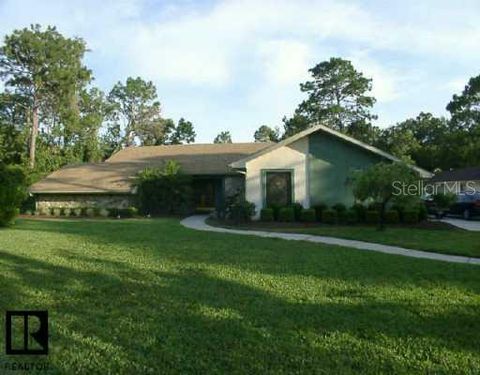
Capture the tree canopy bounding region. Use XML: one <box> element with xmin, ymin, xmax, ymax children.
<box><xmin>0</xmin><ymin>24</ymin><xmax>91</xmax><ymax>167</ymax></box>
<box><xmin>296</xmin><ymin>57</ymin><xmax>376</xmax><ymax>132</ymax></box>
<box><xmin>254</xmin><ymin>125</ymin><xmax>279</xmax><ymax>142</ymax></box>
<box><xmin>214</xmin><ymin>131</ymin><xmax>232</xmax><ymax>144</ymax></box>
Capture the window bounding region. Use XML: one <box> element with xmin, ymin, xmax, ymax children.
<box><xmin>265</xmin><ymin>171</ymin><xmax>292</xmax><ymax>207</ymax></box>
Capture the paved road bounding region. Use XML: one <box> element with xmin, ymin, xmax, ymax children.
<box><xmin>181</xmin><ymin>215</ymin><xmax>480</xmax><ymax>266</ymax></box>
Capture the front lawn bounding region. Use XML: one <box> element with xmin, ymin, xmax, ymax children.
<box><xmin>0</xmin><ymin>218</ymin><xmax>479</xmax><ymax>374</ymax></box>
<box><xmin>208</xmin><ymin>219</ymin><xmax>480</xmax><ymax>258</ymax></box>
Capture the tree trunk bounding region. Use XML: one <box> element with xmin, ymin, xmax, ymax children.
<box><xmin>29</xmin><ymin>99</ymin><xmax>39</xmax><ymax>168</ymax></box>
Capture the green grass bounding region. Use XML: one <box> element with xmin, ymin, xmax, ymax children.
<box><xmin>0</xmin><ymin>218</ymin><xmax>479</xmax><ymax>374</ymax></box>
<box><xmin>209</xmin><ymin>219</ymin><xmax>480</xmax><ymax>258</ymax></box>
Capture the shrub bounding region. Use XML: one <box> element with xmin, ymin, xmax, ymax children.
<box><xmin>313</xmin><ymin>203</ymin><xmax>327</xmax><ymax>221</ymax></box>
<box><xmin>63</xmin><ymin>208</ymin><xmax>72</xmax><ymax>217</ymax></box>
<box><xmin>115</xmin><ymin>207</ymin><xmax>139</xmax><ymax>218</ymax></box>
<box><xmin>85</xmin><ymin>208</ymin><xmax>95</xmax><ymax>217</ymax></box>
<box><xmin>52</xmin><ymin>207</ymin><xmax>62</xmax><ymax>217</ymax></box>
<box><xmin>365</xmin><ymin>210</ymin><xmax>380</xmax><ymax>224</ymax></box>
<box><xmin>416</xmin><ymin>203</ymin><xmax>428</xmax><ymax>222</ymax></box>
<box><xmin>300</xmin><ymin>208</ymin><xmax>316</xmax><ymax>222</ymax></box>
<box><xmin>99</xmin><ymin>208</ymin><xmax>110</xmax><ymax>217</ymax></box>
<box><xmin>136</xmin><ymin>161</ymin><xmax>192</xmax><ymax>215</ymax></box>
<box><xmin>269</xmin><ymin>205</ymin><xmax>281</xmax><ymax>221</ymax></box>
<box><xmin>34</xmin><ymin>211</ymin><xmax>40</xmax><ymax>216</ymax></box>
<box><xmin>0</xmin><ymin>163</ymin><xmax>26</xmax><ymax>227</ymax></box>
<box><xmin>260</xmin><ymin>208</ymin><xmax>274</xmax><ymax>222</ymax></box>
<box><xmin>322</xmin><ymin>209</ymin><xmax>337</xmax><ymax>224</ymax></box>
<box><xmin>24</xmin><ymin>210</ymin><xmax>33</xmax><ymax>216</ymax></box>
<box><xmin>290</xmin><ymin>203</ymin><xmax>303</xmax><ymax>221</ymax></box>
<box><xmin>391</xmin><ymin>204</ymin><xmax>405</xmax><ymax>221</ymax></box>
<box><xmin>228</xmin><ymin>200</ymin><xmax>256</xmax><ymax>224</ymax></box>
<box><xmin>384</xmin><ymin>210</ymin><xmax>400</xmax><ymax>224</ymax></box>
<box><xmin>403</xmin><ymin>210</ymin><xmax>419</xmax><ymax>224</ymax></box>
<box><xmin>40</xmin><ymin>207</ymin><xmax>50</xmax><ymax>216</ymax></box>
<box><xmin>337</xmin><ymin>210</ymin><xmax>349</xmax><ymax>224</ymax></box>
<box><xmin>73</xmin><ymin>208</ymin><xmax>82</xmax><ymax>217</ymax></box>
<box><xmin>278</xmin><ymin>207</ymin><xmax>295</xmax><ymax>222</ymax></box>
<box><xmin>351</xmin><ymin>203</ymin><xmax>366</xmax><ymax>222</ymax></box>
<box><xmin>346</xmin><ymin>209</ymin><xmax>358</xmax><ymax>224</ymax></box>
<box><xmin>332</xmin><ymin>203</ymin><xmax>347</xmax><ymax>213</ymax></box>
<box><xmin>127</xmin><ymin>207</ymin><xmax>138</xmax><ymax>217</ymax></box>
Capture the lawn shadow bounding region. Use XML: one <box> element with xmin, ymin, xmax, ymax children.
<box><xmin>0</xmin><ymin>247</ymin><xmax>478</xmax><ymax>373</ymax></box>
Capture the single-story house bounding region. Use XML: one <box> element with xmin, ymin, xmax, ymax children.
<box><xmin>429</xmin><ymin>167</ymin><xmax>480</xmax><ymax>194</ymax></box>
<box><xmin>30</xmin><ymin>124</ymin><xmax>432</xmax><ymax>218</ymax></box>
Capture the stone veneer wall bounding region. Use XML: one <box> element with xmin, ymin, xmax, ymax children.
<box><xmin>35</xmin><ymin>194</ymin><xmax>134</xmax><ymax>211</ymax></box>
<box><xmin>224</xmin><ymin>175</ymin><xmax>245</xmax><ymax>200</ymax></box>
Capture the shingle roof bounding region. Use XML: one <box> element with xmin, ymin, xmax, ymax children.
<box><xmin>430</xmin><ymin>167</ymin><xmax>480</xmax><ymax>182</ymax></box>
<box><xmin>30</xmin><ymin>143</ymin><xmax>271</xmax><ymax>194</ymax></box>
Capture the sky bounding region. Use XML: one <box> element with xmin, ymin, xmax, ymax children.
<box><xmin>0</xmin><ymin>0</ymin><xmax>479</xmax><ymax>143</ymax></box>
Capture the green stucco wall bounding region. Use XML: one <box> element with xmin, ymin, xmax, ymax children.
<box><xmin>308</xmin><ymin>132</ymin><xmax>385</xmax><ymax>207</ymax></box>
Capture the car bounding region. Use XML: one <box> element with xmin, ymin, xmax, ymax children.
<box><xmin>448</xmin><ymin>192</ymin><xmax>480</xmax><ymax>220</ymax></box>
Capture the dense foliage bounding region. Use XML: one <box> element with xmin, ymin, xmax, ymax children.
<box><xmin>135</xmin><ymin>161</ymin><xmax>193</xmax><ymax>215</ymax></box>
<box><xmin>277</xmin><ymin>56</ymin><xmax>479</xmax><ymax>171</ymax></box>
<box><xmin>353</xmin><ymin>162</ymin><xmax>420</xmax><ymax>229</ymax></box>
<box><xmin>0</xmin><ymin>25</ymin><xmax>196</xmax><ymax>184</ymax></box>
<box><xmin>0</xmin><ymin>163</ymin><xmax>26</xmax><ymax>226</ymax></box>
<box><xmin>213</xmin><ymin>131</ymin><xmax>232</xmax><ymax>144</ymax></box>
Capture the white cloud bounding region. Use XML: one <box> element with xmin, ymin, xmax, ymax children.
<box><xmin>0</xmin><ymin>0</ymin><xmax>480</xmax><ymax>141</ymax></box>
<box><xmin>257</xmin><ymin>40</ymin><xmax>311</xmax><ymax>86</ymax></box>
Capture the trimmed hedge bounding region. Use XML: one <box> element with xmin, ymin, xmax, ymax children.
<box><xmin>260</xmin><ymin>208</ymin><xmax>274</xmax><ymax>222</ymax></box>
<box><xmin>417</xmin><ymin>203</ymin><xmax>428</xmax><ymax>222</ymax></box>
<box><xmin>332</xmin><ymin>203</ymin><xmax>347</xmax><ymax>213</ymax></box>
<box><xmin>346</xmin><ymin>209</ymin><xmax>358</xmax><ymax>224</ymax></box>
<box><xmin>385</xmin><ymin>210</ymin><xmax>400</xmax><ymax>224</ymax></box>
<box><xmin>313</xmin><ymin>204</ymin><xmax>327</xmax><ymax>222</ymax></box>
<box><xmin>290</xmin><ymin>203</ymin><xmax>303</xmax><ymax>221</ymax></box>
<box><xmin>365</xmin><ymin>210</ymin><xmax>380</xmax><ymax>224</ymax></box>
<box><xmin>403</xmin><ymin>210</ymin><xmax>419</xmax><ymax>224</ymax></box>
<box><xmin>300</xmin><ymin>208</ymin><xmax>316</xmax><ymax>222</ymax></box>
<box><xmin>278</xmin><ymin>207</ymin><xmax>295</xmax><ymax>222</ymax></box>
<box><xmin>351</xmin><ymin>203</ymin><xmax>366</xmax><ymax>223</ymax></box>
<box><xmin>322</xmin><ymin>209</ymin><xmax>337</xmax><ymax>224</ymax></box>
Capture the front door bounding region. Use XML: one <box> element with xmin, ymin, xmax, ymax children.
<box><xmin>193</xmin><ymin>179</ymin><xmax>216</xmax><ymax>208</ymax></box>
<box><xmin>265</xmin><ymin>171</ymin><xmax>292</xmax><ymax>207</ymax></box>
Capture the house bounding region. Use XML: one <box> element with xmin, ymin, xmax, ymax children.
<box><xmin>30</xmin><ymin>124</ymin><xmax>432</xmax><ymax>218</ymax></box>
<box><xmin>429</xmin><ymin>167</ymin><xmax>480</xmax><ymax>194</ymax></box>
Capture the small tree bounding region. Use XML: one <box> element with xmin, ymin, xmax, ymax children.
<box><xmin>135</xmin><ymin>160</ymin><xmax>192</xmax><ymax>215</ymax></box>
<box><xmin>353</xmin><ymin>162</ymin><xmax>419</xmax><ymax>230</ymax></box>
<box><xmin>0</xmin><ymin>163</ymin><xmax>27</xmax><ymax>226</ymax></box>
<box><xmin>431</xmin><ymin>192</ymin><xmax>456</xmax><ymax>218</ymax></box>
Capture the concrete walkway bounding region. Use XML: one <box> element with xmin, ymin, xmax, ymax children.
<box><xmin>441</xmin><ymin>218</ymin><xmax>480</xmax><ymax>232</ymax></box>
<box><xmin>181</xmin><ymin>215</ymin><xmax>480</xmax><ymax>266</ymax></box>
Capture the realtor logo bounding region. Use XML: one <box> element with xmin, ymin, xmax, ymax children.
<box><xmin>5</xmin><ymin>311</ymin><xmax>48</xmax><ymax>355</ymax></box>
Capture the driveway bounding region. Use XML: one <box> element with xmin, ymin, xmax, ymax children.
<box><xmin>441</xmin><ymin>218</ymin><xmax>480</xmax><ymax>231</ymax></box>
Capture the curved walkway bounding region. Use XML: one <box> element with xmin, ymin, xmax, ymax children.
<box><xmin>181</xmin><ymin>215</ymin><xmax>480</xmax><ymax>266</ymax></box>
